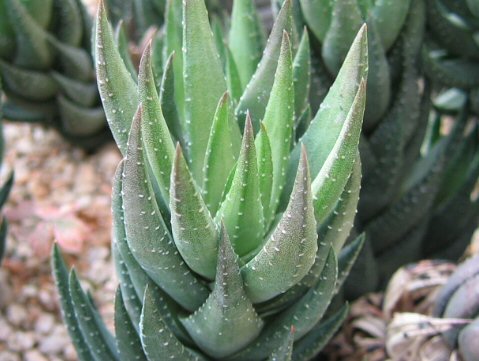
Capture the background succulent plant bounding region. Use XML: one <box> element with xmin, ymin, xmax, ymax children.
<box><xmin>0</xmin><ymin>0</ymin><xmax>110</xmax><ymax>149</ymax></box>
<box><xmin>296</xmin><ymin>0</ymin><xmax>479</xmax><ymax>296</ymax></box>
<box><xmin>53</xmin><ymin>0</ymin><xmax>370</xmax><ymax>359</ymax></box>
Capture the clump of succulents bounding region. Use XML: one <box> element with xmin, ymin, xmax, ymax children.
<box><xmin>0</xmin><ymin>0</ymin><xmax>110</xmax><ymax>149</ymax></box>
<box><xmin>297</xmin><ymin>0</ymin><xmax>479</xmax><ymax>295</ymax></box>
<box><xmin>53</xmin><ymin>0</ymin><xmax>369</xmax><ymax>359</ymax></box>
<box><xmin>0</xmin><ymin>81</ymin><xmax>13</xmax><ymax>265</ymax></box>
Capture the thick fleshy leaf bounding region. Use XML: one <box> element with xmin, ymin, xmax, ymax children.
<box><xmin>255</xmin><ymin>123</ymin><xmax>274</xmax><ymax>222</ymax></box>
<box><xmin>362</xmin><ymin>20</ymin><xmax>390</xmax><ymax>130</ymax></box>
<box><xmin>299</xmin><ymin>0</ymin><xmax>333</xmax><ymax>43</ymax></box>
<box><xmin>164</xmin><ymin>0</ymin><xmax>185</xmax><ymax>121</ymax></box>
<box><xmin>293</xmin><ymin>29</ymin><xmax>311</xmax><ymax>117</ymax></box>
<box><xmin>267</xmin><ymin>326</ymin><xmax>294</xmax><ymax>361</ymax></box>
<box><xmin>51</xmin><ymin>72</ymin><xmax>98</xmax><ymax>107</ymax></box>
<box><xmin>0</xmin><ymin>61</ymin><xmax>57</xmax><ymax>101</ymax></box>
<box><xmin>140</xmin><ymin>286</ymin><xmax>206</xmax><ymax>361</ymax></box>
<box><xmin>69</xmin><ymin>270</ymin><xmax>119</xmax><ymax>361</ymax></box>
<box><xmin>170</xmin><ymin>144</ymin><xmax>219</xmax><ymax>280</ymax></box>
<box><xmin>236</xmin><ymin>0</ymin><xmax>293</xmax><ymax>131</ymax></box>
<box><xmin>47</xmin><ymin>38</ymin><xmax>94</xmax><ymax>82</ymax></box>
<box><xmin>57</xmin><ymin>96</ymin><xmax>106</xmax><ymax>136</ymax></box>
<box><xmin>53</xmin><ymin>0</ymin><xmax>83</xmax><ymax>46</ymax></box>
<box><xmin>322</xmin><ymin>0</ymin><xmax>364</xmax><ymax>75</ymax></box>
<box><xmin>183</xmin><ymin>0</ymin><xmax>227</xmax><ymax>181</ymax></box>
<box><xmin>228</xmin><ymin>0</ymin><xmax>264</xmax><ymax>88</ymax></box>
<box><xmin>336</xmin><ymin>234</ymin><xmax>365</xmax><ymax>293</ymax></box>
<box><xmin>114</xmin><ymin>288</ymin><xmax>148</xmax><ymax>361</ymax></box>
<box><xmin>122</xmin><ymin>107</ymin><xmax>208</xmax><ymax>311</ymax></box>
<box><xmin>203</xmin><ymin>93</ymin><xmax>239</xmax><ymax>215</ymax></box>
<box><xmin>318</xmin><ymin>155</ymin><xmax>362</xmax><ymax>254</ymax></box>
<box><xmin>284</xmin><ymin>25</ymin><xmax>368</xmax><ymax>210</ymax></box>
<box><xmin>242</xmin><ymin>147</ymin><xmax>317</xmax><ymax>303</ymax></box>
<box><xmin>370</xmin><ymin>0</ymin><xmax>411</xmax><ymax>50</ymax></box>
<box><xmin>181</xmin><ymin>224</ymin><xmax>263</xmax><ymax>358</ymax></box>
<box><xmin>262</xmin><ymin>31</ymin><xmax>295</xmax><ymax>222</ymax></box>
<box><xmin>95</xmin><ymin>1</ymin><xmax>139</xmax><ymax>154</ymax></box>
<box><xmin>139</xmin><ymin>43</ymin><xmax>176</xmax><ymax>204</ymax></box>
<box><xmin>312</xmin><ymin>80</ymin><xmax>366</xmax><ymax>223</ymax></box>
<box><xmin>226</xmin><ymin>47</ymin><xmax>243</xmax><ymax>102</ymax></box>
<box><xmin>159</xmin><ymin>52</ymin><xmax>183</xmax><ymax>143</ymax></box>
<box><xmin>292</xmin><ymin>304</ymin><xmax>349</xmax><ymax>360</ymax></box>
<box><xmin>114</xmin><ymin>21</ymin><xmax>137</xmax><ymax>81</ymax></box>
<box><xmin>51</xmin><ymin>245</ymin><xmax>95</xmax><ymax>361</ymax></box>
<box><xmin>215</xmin><ymin>116</ymin><xmax>265</xmax><ymax>257</ymax></box>
<box><xmin>230</xmin><ymin>249</ymin><xmax>337</xmax><ymax>361</ymax></box>
<box><xmin>6</xmin><ymin>0</ymin><xmax>53</xmax><ymax>70</ymax></box>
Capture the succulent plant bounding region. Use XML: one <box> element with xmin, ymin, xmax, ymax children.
<box><xmin>0</xmin><ymin>0</ymin><xmax>110</xmax><ymax>149</ymax></box>
<box><xmin>52</xmin><ymin>0</ymin><xmax>369</xmax><ymax>359</ymax></box>
<box><xmin>297</xmin><ymin>0</ymin><xmax>479</xmax><ymax>296</ymax></box>
<box><xmin>423</xmin><ymin>0</ymin><xmax>479</xmax><ymax>114</ymax></box>
<box><xmin>0</xmin><ymin>81</ymin><xmax>14</xmax><ymax>265</ymax></box>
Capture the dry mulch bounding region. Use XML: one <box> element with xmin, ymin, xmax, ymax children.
<box><xmin>0</xmin><ymin>123</ymin><xmax>121</xmax><ymax>361</ymax></box>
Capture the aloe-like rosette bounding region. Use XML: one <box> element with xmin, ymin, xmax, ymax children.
<box><xmin>297</xmin><ymin>0</ymin><xmax>479</xmax><ymax>296</ymax></box>
<box><xmin>0</xmin><ymin>81</ymin><xmax>13</xmax><ymax>265</ymax></box>
<box><xmin>53</xmin><ymin>0</ymin><xmax>368</xmax><ymax>359</ymax></box>
<box><xmin>0</xmin><ymin>0</ymin><xmax>110</xmax><ymax>149</ymax></box>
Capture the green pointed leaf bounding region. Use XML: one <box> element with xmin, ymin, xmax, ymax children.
<box><xmin>57</xmin><ymin>96</ymin><xmax>106</xmax><ymax>136</ymax></box>
<box><xmin>113</xmin><ymin>243</ymin><xmax>143</xmax><ymax>328</ymax></box>
<box><xmin>268</xmin><ymin>326</ymin><xmax>294</xmax><ymax>361</ymax></box>
<box><xmin>293</xmin><ymin>29</ymin><xmax>311</xmax><ymax>117</ymax></box>
<box><xmin>0</xmin><ymin>61</ymin><xmax>58</xmax><ymax>101</ymax></box>
<box><xmin>215</xmin><ymin>116</ymin><xmax>265</xmax><ymax>257</ymax></box>
<box><xmin>299</xmin><ymin>0</ymin><xmax>333</xmax><ymax>43</ymax></box>
<box><xmin>51</xmin><ymin>245</ymin><xmax>95</xmax><ymax>361</ymax></box>
<box><xmin>181</xmin><ymin>224</ymin><xmax>263</xmax><ymax>358</ymax></box>
<box><xmin>122</xmin><ymin>107</ymin><xmax>208</xmax><ymax>311</ymax></box>
<box><xmin>229</xmin><ymin>0</ymin><xmax>264</xmax><ymax>88</ymax></box>
<box><xmin>370</xmin><ymin>0</ymin><xmax>411</xmax><ymax>50</ymax></box>
<box><xmin>115</xmin><ymin>20</ymin><xmax>137</xmax><ymax>81</ymax></box>
<box><xmin>95</xmin><ymin>1</ymin><xmax>139</xmax><ymax>155</ymax></box>
<box><xmin>115</xmin><ymin>288</ymin><xmax>148</xmax><ymax>361</ymax></box>
<box><xmin>318</xmin><ymin>155</ymin><xmax>362</xmax><ymax>254</ymax></box>
<box><xmin>211</xmin><ymin>17</ymin><xmax>227</xmax><ymax>67</ymax></box>
<box><xmin>230</xmin><ymin>249</ymin><xmax>337</xmax><ymax>361</ymax></box>
<box><xmin>242</xmin><ymin>147</ymin><xmax>317</xmax><ymax>303</ymax></box>
<box><xmin>312</xmin><ymin>80</ymin><xmax>366</xmax><ymax>223</ymax></box>
<box><xmin>139</xmin><ymin>44</ymin><xmax>176</xmax><ymax>205</ymax></box>
<box><xmin>226</xmin><ymin>47</ymin><xmax>243</xmax><ymax>102</ymax></box>
<box><xmin>159</xmin><ymin>52</ymin><xmax>183</xmax><ymax>143</ymax></box>
<box><xmin>69</xmin><ymin>270</ymin><xmax>119</xmax><ymax>361</ymax></box>
<box><xmin>6</xmin><ymin>0</ymin><xmax>53</xmax><ymax>70</ymax></box>
<box><xmin>164</xmin><ymin>0</ymin><xmax>185</xmax><ymax>121</ymax></box>
<box><xmin>51</xmin><ymin>72</ymin><xmax>98</xmax><ymax>107</ymax></box>
<box><xmin>140</xmin><ymin>286</ymin><xmax>207</xmax><ymax>361</ymax></box>
<box><xmin>170</xmin><ymin>144</ymin><xmax>219</xmax><ymax>279</ymax></box>
<box><xmin>262</xmin><ymin>31</ymin><xmax>295</xmax><ymax>221</ymax></box>
<box><xmin>255</xmin><ymin>123</ymin><xmax>273</xmax><ymax>222</ymax></box>
<box><xmin>203</xmin><ymin>93</ymin><xmax>238</xmax><ymax>215</ymax></box>
<box><xmin>236</xmin><ymin>0</ymin><xmax>293</xmax><ymax>131</ymax></box>
<box><xmin>292</xmin><ymin>304</ymin><xmax>349</xmax><ymax>360</ymax></box>
<box><xmin>336</xmin><ymin>233</ymin><xmax>365</xmax><ymax>293</ymax></box>
<box><xmin>183</xmin><ymin>0</ymin><xmax>227</xmax><ymax>181</ymax></box>
<box><xmin>284</xmin><ymin>25</ymin><xmax>368</xmax><ymax>210</ymax></box>
<box><xmin>322</xmin><ymin>0</ymin><xmax>364</xmax><ymax>74</ymax></box>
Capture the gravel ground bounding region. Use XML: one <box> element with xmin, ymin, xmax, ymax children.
<box><xmin>0</xmin><ymin>123</ymin><xmax>121</xmax><ymax>361</ymax></box>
